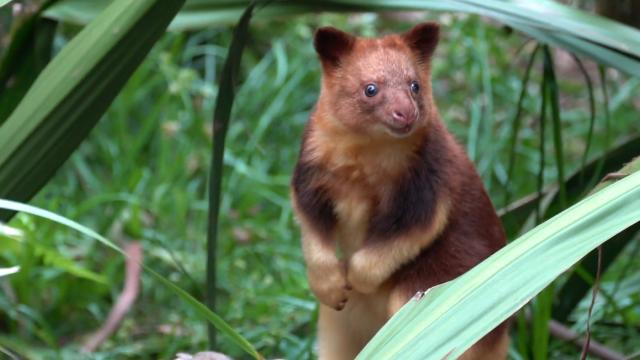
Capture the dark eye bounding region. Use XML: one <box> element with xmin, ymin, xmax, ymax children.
<box><xmin>410</xmin><ymin>81</ymin><xmax>420</xmax><ymax>94</ymax></box>
<box><xmin>364</xmin><ymin>84</ymin><xmax>378</xmax><ymax>97</ymax></box>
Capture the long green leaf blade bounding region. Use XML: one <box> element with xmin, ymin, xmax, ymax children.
<box><xmin>206</xmin><ymin>0</ymin><xmax>257</xmax><ymax>347</ymax></box>
<box><xmin>544</xmin><ymin>47</ymin><xmax>566</xmax><ymax>208</ymax></box>
<box><xmin>0</xmin><ymin>0</ymin><xmax>185</xmax><ymax>221</ymax></box>
<box><xmin>46</xmin><ymin>0</ymin><xmax>640</xmax><ymax>75</ymax></box>
<box><xmin>0</xmin><ymin>199</ymin><xmax>262</xmax><ymax>359</ymax></box>
<box><xmin>358</xmin><ymin>167</ymin><xmax>640</xmax><ymax>359</ymax></box>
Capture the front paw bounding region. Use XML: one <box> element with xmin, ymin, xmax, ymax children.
<box><xmin>308</xmin><ymin>266</ymin><xmax>351</xmax><ymax>311</ymax></box>
<box><xmin>348</xmin><ymin>251</ymin><xmax>384</xmax><ymax>294</ymax></box>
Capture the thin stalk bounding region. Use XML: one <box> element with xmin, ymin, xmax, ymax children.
<box><xmin>503</xmin><ymin>44</ymin><xmax>540</xmax><ymax>207</ymax></box>
<box><xmin>571</xmin><ymin>55</ymin><xmax>596</xmax><ymax>187</ymax></box>
<box><xmin>580</xmin><ymin>246</ymin><xmax>602</xmax><ymax>360</ymax></box>
<box><xmin>543</xmin><ymin>47</ymin><xmax>566</xmax><ymax>209</ymax></box>
<box><xmin>536</xmin><ymin>48</ymin><xmax>548</xmax><ymax>224</ymax></box>
<box><xmin>206</xmin><ymin>2</ymin><xmax>256</xmax><ymax>347</ymax></box>
<box><xmin>589</xmin><ymin>66</ymin><xmax>611</xmax><ymax>188</ymax></box>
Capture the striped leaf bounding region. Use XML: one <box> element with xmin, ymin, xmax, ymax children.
<box><xmin>0</xmin><ymin>0</ymin><xmax>185</xmax><ymax>221</ymax></box>
<box><xmin>357</xmin><ymin>164</ymin><xmax>640</xmax><ymax>359</ymax></box>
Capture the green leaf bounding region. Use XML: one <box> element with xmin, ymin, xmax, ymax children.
<box><xmin>573</xmin><ymin>56</ymin><xmax>597</xmax><ymax>179</ymax></box>
<box><xmin>0</xmin><ymin>266</ymin><xmax>19</xmax><ymax>277</ymax></box>
<box><xmin>543</xmin><ymin>47</ymin><xmax>566</xmax><ymax>209</ymax></box>
<box><xmin>536</xmin><ymin>48</ymin><xmax>548</xmax><ymax>223</ymax></box>
<box><xmin>0</xmin><ymin>222</ymin><xmax>23</xmax><ymax>240</ymax></box>
<box><xmin>0</xmin><ymin>0</ymin><xmax>13</xmax><ymax>8</ymax></box>
<box><xmin>0</xmin><ymin>0</ymin><xmax>186</xmax><ymax>221</ymax></box>
<box><xmin>206</xmin><ymin>0</ymin><xmax>257</xmax><ymax>347</ymax></box>
<box><xmin>503</xmin><ymin>44</ymin><xmax>539</xmax><ymax>208</ymax></box>
<box><xmin>502</xmin><ymin>137</ymin><xmax>640</xmax><ymax>322</ymax></box>
<box><xmin>46</xmin><ymin>0</ymin><xmax>640</xmax><ymax>75</ymax></box>
<box><xmin>32</xmin><ymin>243</ymin><xmax>108</xmax><ymax>284</ymax></box>
<box><xmin>553</xmin><ymin>157</ymin><xmax>640</xmax><ymax>321</ymax></box>
<box><xmin>0</xmin><ymin>198</ymin><xmax>262</xmax><ymax>360</ymax></box>
<box><xmin>0</xmin><ymin>17</ymin><xmax>57</xmax><ymax>124</ymax></box>
<box><xmin>357</xmin><ymin>166</ymin><xmax>640</xmax><ymax>359</ymax></box>
<box><xmin>0</xmin><ymin>0</ymin><xmax>59</xmax><ymax>123</ymax></box>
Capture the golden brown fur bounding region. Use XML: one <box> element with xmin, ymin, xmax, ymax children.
<box><xmin>291</xmin><ymin>23</ymin><xmax>508</xmax><ymax>360</ymax></box>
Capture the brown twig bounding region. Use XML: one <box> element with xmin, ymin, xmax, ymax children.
<box><xmin>581</xmin><ymin>246</ymin><xmax>603</xmax><ymax>360</ymax></box>
<box><xmin>82</xmin><ymin>242</ymin><xmax>142</xmax><ymax>352</ymax></box>
<box><xmin>548</xmin><ymin>318</ymin><xmax>625</xmax><ymax>360</ymax></box>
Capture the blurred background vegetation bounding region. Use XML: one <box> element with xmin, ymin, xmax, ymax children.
<box><xmin>0</xmin><ymin>0</ymin><xmax>639</xmax><ymax>359</ymax></box>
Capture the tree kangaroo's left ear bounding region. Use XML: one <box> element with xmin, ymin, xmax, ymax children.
<box><xmin>402</xmin><ymin>22</ymin><xmax>440</xmax><ymax>63</ymax></box>
<box><xmin>314</xmin><ymin>26</ymin><xmax>356</xmax><ymax>71</ymax></box>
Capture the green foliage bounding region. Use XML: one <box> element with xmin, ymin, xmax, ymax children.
<box><xmin>0</xmin><ymin>2</ymin><xmax>639</xmax><ymax>359</ymax></box>
<box><xmin>206</xmin><ymin>0</ymin><xmax>257</xmax><ymax>347</ymax></box>
<box><xmin>0</xmin><ymin>0</ymin><xmax>185</xmax><ymax>220</ymax></box>
<box><xmin>1</xmin><ymin>198</ymin><xmax>262</xmax><ymax>359</ymax></box>
<box><xmin>358</xmin><ymin>168</ymin><xmax>640</xmax><ymax>359</ymax></box>
<box><xmin>47</xmin><ymin>0</ymin><xmax>640</xmax><ymax>74</ymax></box>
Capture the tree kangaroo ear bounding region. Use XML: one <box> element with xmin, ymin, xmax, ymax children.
<box><xmin>314</xmin><ymin>27</ymin><xmax>356</xmax><ymax>71</ymax></box>
<box><xmin>402</xmin><ymin>22</ymin><xmax>440</xmax><ymax>64</ymax></box>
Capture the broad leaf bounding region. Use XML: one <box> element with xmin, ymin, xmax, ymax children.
<box><xmin>0</xmin><ymin>0</ymin><xmax>186</xmax><ymax>221</ymax></box>
<box><xmin>46</xmin><ymin>0</ymin><xmax>640</xmax><ymax>75</ymax></box>
<box><xmin>358</xmin><ymin>166</ymin><xmax>640</xmax><ymax>359</ymax></box>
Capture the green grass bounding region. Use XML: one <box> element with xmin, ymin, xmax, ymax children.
<box><xmin>1</xmin><ymin>11</ymin><xmax>639</xmax><ymax>359</ymax></box>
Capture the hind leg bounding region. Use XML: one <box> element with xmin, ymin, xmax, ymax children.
<box><xmin>317</xmin><ymin>304</ymin><xmax>363</xmax><ymax>360</ymax></box>
<box><xmin>318</xmin><ymin>290</ymin><xmax>391</xmax><ymax>360</ymax></box>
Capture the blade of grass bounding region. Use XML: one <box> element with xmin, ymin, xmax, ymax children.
<box><xmin>0</xmin><ymin>266</ymin><xmax>19</xmax><ymax>277</ymax></box>
<box><xmin>579</xmin><ymin>246</ymin><xmax>601</xmax><ymax>360</ymax></box>
<box><xmin>0</xmin><ymin>222</ymin><xmax>23</xmax><ymax>240</ymax></box>
<box><xmin>0</xmin><ymin>0</ymin><xmax>186</xmax><ymax>221</ymax></box>
<box><xmin>206</xmin><ymin>0</ymin><xmax>257</xmax><ymax>348</ymax></box>
<box><xmin>358</xmin><ymin>164</ymin><xmax>640</xmax><ymax>359</ymax></box>
<box><xmin>572</xmin><ymin>55</ymin><xmax>596</xmax><ymax>186</ymax></box>
<box><xmin>503</xmin><ymin>44</ymin><xmax>540</xmax><ymax>208</ymax></box>
<box><xmin>532</xmin><ymin>286</ymin><xmax>553</xmax><ymax>360</ymax></box>
<box><xmin>589</xmin><ymin>66</ymin><xmax>612</xmax><ymax>188</ymax></box>
<box><xmin>544</xmin><ymin>47</ymin><xmax>566</xmax><ymax>208</ymax></box>
<box><xmin>516</xmin><ymin>310</ymin><xmax>530</xmax><ymax>360</ymax></box>
<box><xmin>531</xmin><ymin>48</ymin><xmax>554</xmax><ymax>357</ymax></box>
<box><xmin>0</xmin><ymin>199</ymin><xmax>263</xmax><ymax>360</ymax></box>
<box><xmin>499</xmin><ymin>191</ymin><xmax>545</xmax><ymax>238</ymax></box>
<box><xmin>536</xmin><ymin>48</ymin><xmax>548</xmax><ymax>224</ymax></box>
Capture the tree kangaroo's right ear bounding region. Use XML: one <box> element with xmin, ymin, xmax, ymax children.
<box><xmin>402</xmin><ymin>22</ymin><xmax>440</xmax><ymax>64</ymax></box>
<box><xmin>313</xmin><ymin>27</ymin><xmax>356</xmax><ymax>71</ymax></box>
